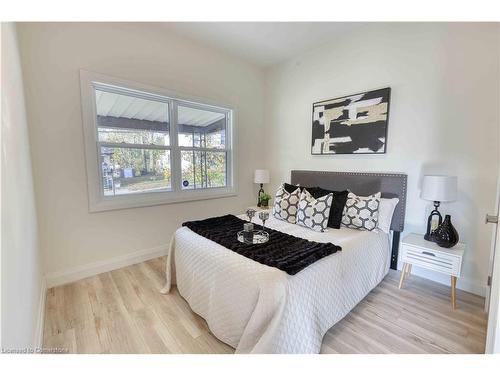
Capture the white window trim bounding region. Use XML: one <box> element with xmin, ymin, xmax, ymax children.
<box><xmin>79</xmin><ymin>70</ymin><xmax>238</xmax><ymax>212</ymax></box>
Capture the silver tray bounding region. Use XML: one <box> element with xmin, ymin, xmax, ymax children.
<box><xmin>237</xmin><ymin>230</ymin><xmax>269</xmax><ymax>244</ymax></box>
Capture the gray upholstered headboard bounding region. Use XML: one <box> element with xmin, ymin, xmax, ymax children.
<box><xmin>290</xmin><ymin>170</ymin><xmax>407</xmax><ymax>270</ymax></box>
<box><xmin>291</xmin><ymin>170</ymin><xmax>407</xmax><ymax>232</ymax></box>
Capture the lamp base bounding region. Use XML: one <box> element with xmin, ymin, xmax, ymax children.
<box><xmin>257</xmin><ymin>183</ymin><xmax>264</xmax><ymax>207</ymax></box>
<box><xmin>424</xmin><ymin>201</ymin><xmax>442</xmax><ymax>242</ymax></box>
<box><xmin>424</xmin><ymin>232</ymin><xmax>434</xmax><ymax>241</ymax></box>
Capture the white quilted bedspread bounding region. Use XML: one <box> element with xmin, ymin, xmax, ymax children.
<box><xmin>162</xmin><ymin>215</ymin><xmax>391</xmax><ymax>354</ymax></box>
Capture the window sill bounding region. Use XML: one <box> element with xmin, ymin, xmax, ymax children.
<box><xmin>88</xmin><ymin>187</ymin><xmax>237</xmax><ymax>213</ymax></box>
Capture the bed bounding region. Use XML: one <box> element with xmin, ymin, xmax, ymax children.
<box><xmin>161</xmin><ymin>171</ymin><xmax>407</xmax><ymax>354</ymax></box>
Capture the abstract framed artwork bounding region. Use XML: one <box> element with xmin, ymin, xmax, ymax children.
<box><xmin>311</xmin><ymin>87</ymin><xmax>391</xmax><ymax>155</ymax></box>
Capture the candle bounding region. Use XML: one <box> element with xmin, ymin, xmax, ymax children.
<box><xmin>243</xmin><ymin>223</ymin><xmax>254</xmax><ymax>243</ymax></box>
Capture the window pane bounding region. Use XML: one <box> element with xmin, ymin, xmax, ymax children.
<box><xmin>95</xmin><ymin>89</ymin><xmax>169</xmax><ymax>146</ymax></box>
<box><xmin>206</xmin><ymin>151</ymin><xmax>227</xmax><ymax>187</ymax></box>
<box><xmin>98</xmin><ymin>128</ymin><xmax>170</xmax><ymax>146</ymax></box>
<box><xmin>180</xmin><ymin>151</ymin><xmax>200</xmax><ymax>189</ymax></box>
<box><xmin>178</xmin><ymin>131</ymin><xmax>202</xmax><ymax>148</ymax></box>
<box><xmin>181</xmin><ymin>151</ymin><xmax>227</xmax><ymax>190</ymax></box>
<box><xmin>177</xmin><ymin>105</ymin><xmax>226</xmax><ymax>149</ymax></box>
<box><xmin>101</xmin><ymin>146</ymin><xmax>171</xmax><ymax>196</ymax></box>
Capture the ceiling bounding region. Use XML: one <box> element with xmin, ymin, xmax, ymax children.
<box><xmin>164</xmin><ymin>22</ymin><xmax>360</xmax><ymax>67</ymax></box>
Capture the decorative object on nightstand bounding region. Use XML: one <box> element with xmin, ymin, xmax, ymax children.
<box><xmin>399</xmin><ymin>233</ymin><xmax>465</xmax><ymax>309</ymax></box>
<box><xmin>258</xmin><ymin>193</ymin><xmax>272</xmax><ymax>208</ymax></box>
<box><xmin>433</xmin><ymin>214</ymin><xmax>459</xmax><ymax>248</ymax></box>
<box><xmin>254</xmin><ymin>169</ymin><xmax>270</xmax><ymax>207</ymax></box>
<box><xmin>420</xmin><ymin>175</ymin><xmax>457</xmax><ymax>242</ymax></box>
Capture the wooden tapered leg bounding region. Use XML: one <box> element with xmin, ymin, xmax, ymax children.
<box><xmin>399</xmin><ymin>263</ymin><xmax>408</xmax><ymax>289</ymax></box>
<box><xmin>406</xmin><ymin>264</ymin><xmax>412</xmax><ymax>276</ymax></box>
<box><xmin>451</xmin><ymin>276</ymin><xmax>457</xmax><ymax>309</ymax></box>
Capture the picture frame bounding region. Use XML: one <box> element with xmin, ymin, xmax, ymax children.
<box><xmin>311</xmin><ymin>87</ymin><xmax>391</xmax><ymax>155</ymax></box>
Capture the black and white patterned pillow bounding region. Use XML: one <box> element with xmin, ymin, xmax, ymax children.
<box><xmin>296</xmin><ymin>189</ymin><xmax>333</xmax><ymax>232</ymax></box>
<box><xmin>342</xmin><ymin>192</ymin><xmax>381</xmax><ymax>231</ymax></box>
<box><xmin>272</xmin><ymin>184</ymin><xmax>301</xmax><ymax>223</ymax></box>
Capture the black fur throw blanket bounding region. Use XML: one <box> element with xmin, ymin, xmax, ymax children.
<box><xmin>182</xmin><ymin>214</ymin><xmax>341</xmax><ymax>275</ymax></box>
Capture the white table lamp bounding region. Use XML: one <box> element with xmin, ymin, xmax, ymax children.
<box><xmin>421</xmin><ymin>175</ymin><xmax>457</xmax><ymax>241</ymax></box>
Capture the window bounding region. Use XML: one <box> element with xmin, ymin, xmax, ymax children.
<box><xmin>80</xmin><ymin>71</ymin><xmax>235</xmax><ymax>212</ymax></box>
<box><xmin>178</xmin><ymin>105</ymin><xmax>228</xmax><ymax>190</ymax></box>
<box><xmin>96</xmin><ymin>89</ymin><xmax>172</xmax><ymax>196</ymax></box>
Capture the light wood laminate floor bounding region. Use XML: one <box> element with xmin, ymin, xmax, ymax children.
<box><xmin>43</xmin><ymin>257</ymin><xmax>487</xmax><ymax>354</ymax></box>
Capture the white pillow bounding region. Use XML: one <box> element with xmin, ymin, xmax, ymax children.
<box><xmin>377</xmin><ymin>198</ymin><xmax>400</xmax><ymax>234</ymax></box>
<box><xmin>296</xmin><ymin>189</ymin><xmax>333</xmax><ymax>232</ymax></box>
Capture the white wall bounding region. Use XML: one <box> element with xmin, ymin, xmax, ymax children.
<box><xmin>495</xmin><ymin>23</ymin><xmax>500</xmax><ymax>352</ymax></box>
<box><xmin>264</xmin><ymin>23</ymin><xmax>499</xmax><ymax>296</ymax></box>
<box><xmin>485</xmin><ymin>23</ymin><xmax>500</xmax><ymax>354</ymax></box>
<box><xmin>1</xmin><ymin>23</ymin><xmax>43</xmax><ymax>349</ymax></box>
<box><xmin>487</xmin><ymin>219</ymin><xmax>500</xmax><ymax>351</ymax></box>
<box><xmin>16</xmin><ymin>23</ymin><xmax>265</xmax><ymax>277</ymax></box>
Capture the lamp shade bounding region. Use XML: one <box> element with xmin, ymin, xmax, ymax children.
<box><xmin>254</xmin><ymin>169</ymin><xmax>270</xmax><ymax>184</ymax></box>
<box><xmin>421</xmin><ymin>175</ymin><xmax>457</xmax><ymax>202</ymax></box>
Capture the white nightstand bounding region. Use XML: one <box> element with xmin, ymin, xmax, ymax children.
<box><xmin>399</xmin><ymin>233</ymin><xmax>465</xmax><ymax>309</ymax></box>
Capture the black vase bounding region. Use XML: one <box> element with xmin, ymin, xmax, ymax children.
<box><xmin>433</xmin><ymin>215</ymin><xmax>459</xmax><ymax>248</ymax></box>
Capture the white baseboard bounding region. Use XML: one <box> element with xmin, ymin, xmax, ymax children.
<box><xmin>45</xmin><ymin>245</ymin><xmax>168</xmax><ymax>288</ymax></box>
<box><xmin>399</xmin><ymin>262</ymin><xmax>487</xmax><ymax>297</ymax></box>
<box><xmin>33</xmin><ymin>276</ymin><xmax>47</xmax><ymax>349</ymax></box>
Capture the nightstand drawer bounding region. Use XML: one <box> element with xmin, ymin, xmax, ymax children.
<box><xmin>401</xmin><ymin>244</ymin><xmax>461</xmax><ymax>276</ymax></box>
